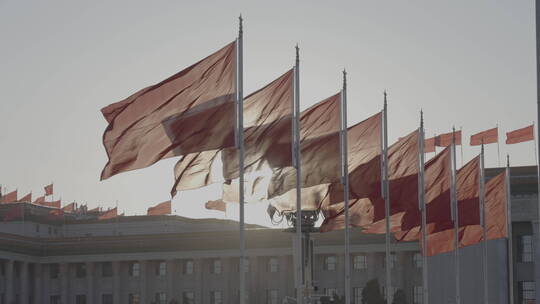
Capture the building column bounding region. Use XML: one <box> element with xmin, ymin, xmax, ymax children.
<box><xmin>20</xmin><ymin>261</ymin><xmax>28</xmax><ymax>304</ymax></box>
<box><xmin>60</xmin><ymin>263</ymin><xmax>68</xmax><ymax>304</ymax></box>
<box><xmin>195</xmin><ymin>259</ymin><xmax>204</xmax><ymax>304</ymax></box>
<box><xmin>166</xmin><ymin>259</ymin><xmax>175</xmax><ymax>302</ymax></box>
<box><xmin>112</xmin><ymin>261</ymin><xmax>121</xmax><ymax>303</ymax></box>
<box><xmin>33</xmin><ymin>264</ymin><xmax>42</xmax><ymax>304</ymax></box>
<box><xmin>5</xmin><ymin>260</ymin><xmax>14</xmax><ymax>304</ymax></box>
<box><xmin>140</xmin><ymin>260</ymin><xmax>147</xmax><ymax>304</ymax></box>
<box><xmin>86</xmin><ymin>262</ymin><xmax>94</xmax><ymax>304</ymax></box>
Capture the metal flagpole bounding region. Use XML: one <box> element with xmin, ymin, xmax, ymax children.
<box><xmin>340</xmin><ymin>70</ymin><xmax>351</xmax><ymax>304</ymax></box>
<box><xmin>506</xmin><ymin>155</ymin><xmax>514</xmax><ymax>304</ymax></box>
<box><xmin>535</xmin><ymin>0</ymin><xmax>540</xmax><ymax>276</ymax></box>
<box><xmin>496</xmin><ymin>123</ymin><xmax>501</xmax><ymax>167</ymax></box>
<box><xmin>235</xmin><ymin>15</ymin><xmax>246</xmax><ymax>304</ymax></box>
<box><xmin>460</xmin><ymin>127</ymin><xmax>464</xmax><ymax>167</ymax></box>
<box><xmin>383</xmin><ymin>92</ymin><xmax>392</xmax><ymax>304</ymax></box>
<box><xmin>293</xmin><ymin>45</ymin><xmax>303</xmax><ymax>304</ymax></box>
<box><xmin>450</xmin><ymin>127</ymin><xmax>460</xmax><ymax>304</ymax></box>
<box><xmin>418</xmin><ymin>111</ymin><xmax>428</xmax><ymax>304</ymax></box>
<box><xmin>480</xmin><ymin>143</ymin><xmax>488</xmax><ymax>304</ymax></box>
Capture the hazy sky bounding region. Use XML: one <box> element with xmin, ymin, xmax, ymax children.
<box><xmin>0</xmin><ymin>1</ymin><xmax>537</xmax><ymax>227</ymax></box>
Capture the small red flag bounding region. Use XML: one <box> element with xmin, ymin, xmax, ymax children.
<box><xmin>0</xmin><ymin>190</ymin><xmax>17</xmax><ymax>204</ymax></box>
<box><xmin>424</xmin><ymin>137</ymin><xmax>436</xmax><ymax>153</ymax></box>
<box><xmin>147</xmin><ymin>200</ymin><xmax>172</xmax><ymax>216</ymax></box>
<box><xmin>470</xmin><ymin>127</ymin><xmax>498</xmax><ymax>146</ymax></box>
<box><xmin>205</xmin><ymin>200</ymin><xmax>226</xmax><ymax>212</ymax></box>
<box><xmin>98</xmin><ymin>207</ymin><xmax>118</xmax><ymax>220</ymax></box>
<box><xmin>3</xmin><ymin>205</ymin><xmax>23</xmax><ymax>221</ymax></box>
<box><xmin>43</xmin><ymin>200</ymin><xmax>61</xmax><ymax>208</ymax></box>
<box><xmin>44</xmin><ymin>184</ymin><xmax>53</xmax><ymax>196</ymax></box>
<box><xmin>506</xmin><ymin>125</ymin><xmax>534</xmax><ymax>144</ymax></box>
<box><xmin>88</xmin><ymin>207</ymin><xmax>101</xmax><ymax>213</ymax></box>
<box><xmin>435</xmin><ymin>130</ymin><xmax>462</xmax><ymax>147</ymax></box>
<box><xmin>33</xmin><ymin>196</ymin><xmax>45</xmax><ymax>204</ymax></box>
<box><xmin>18</xmin><ymin>193</ymin><xmax>32</xmax><ymax>203</ymax></box>
<box><xmin>62</xmin><ymin>202</ymin><xmax>76</xmax><ymax>213</ymax></box>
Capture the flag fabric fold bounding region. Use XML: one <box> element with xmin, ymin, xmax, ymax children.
<box><xmin>470</xmin><ymin>127</ymin><xmax>498</xmax><ymax>146</ymax></box>
<box><xmin>43</xmin><ymin>200</ymin><xmax>61</xmax><ymax>209</ymax></box>
<box><xmin>44</xmin><ymin>184</ymin><xmax>53</xmax><ymax>196</ymax></box>
<box><xmin>62</xmin><ymin>202</ymin><xmax>76</xmax><ymax>213</ymax></box>
<box><xmin>33</xmin><ymin>196</ymin><xmax>45</xmax><ymax>204</ymax></box>
<box><xmin>506</xmin><ymin>125</ymin><xmax>534</xmax><ymax>144</ymax></box>
<box><xmin>0</xmin><ymin>190</ymin><xmax>17</xmax><ymax>204</ymax></box>
<box><xmin>18</xmin><ymin>193</ymin><xmax>32</xmax><ymax>203</ymax></box>
<box><xmin>435</xmin><ymin>130</ymin><xmax>462</xmax><ymax>147</ymax></box>
<box><xmin>147</xmin><ymin>200</ymin><xmax>172</xmax><ymax>216</ymax></box>
<box><xmin>98</xmin><ymin>207</ymin><xmax>118</xmax><ymax>220</ymax></box>
<box><xmin>205</xmin><ymin>200</ymin><xmax>227</xmax><ymax>212</ymax></box>
<box><xmin>101</xmin><ymin>41</ymin><xmax>237</xmax><ymax>180</ymax></box>
<box><xmin>424</xmin><ymin>136</ymin><xmax>436</xmax><ymax>153</ymax></box>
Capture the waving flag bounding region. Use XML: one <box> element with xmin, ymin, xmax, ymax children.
<box><xmin>424</xmin><ymin>136</ymin><xmax>436</xmax><ymax>153</ymax></box>
<box><xmin>470</xmin><ymin>127</ymin><xmax>498</xmax><ymax>146</ymax></box>
<box><xmin>147</xmin><ymin>200</ymin><xmax>172</xmax><ymax>216</ymax></box>
<box><xmin>0</xmin><ymin>190</ymin><xmax>17</xmax><ymax>204</ymax></box>
<box><xmin>43</xmin><ymin>200</ymin><xmax>61</xmax><ymax>208</ymax></box>
<box><xmin>98</xmin><ymin>208</ymin><xmax>118</xmax><ymax>220</ymax></box>
<box><xmin>62</xmin><ymin>202</ymin><xmax>76</xmax><ymax>213</ymax></box>
<box><xmin>44</xmin><ymin>184</ymin><xmax>53</xmax><ymax>196</ymax></box>
<box><xmin>18</xmin><ymin>193</ymin><xmax>32</xmax><ymax>203</ymax></box>
<box><xmin>506</xmin><ymin>125</ymin><xmax>534</xmax><ymax>144</ymax></box>
<box><xmin>101</xmin><ymin>41</ymin><xmax>237</xmax><ymax>180</ymax></box>
<box><xmin>33</xmin><ymin>196</ymin><xmax>45</xmax><ymax>204</ymax></box>
<box><xmin>205</xmin><ymin>200</ymin><xmax>227</xmax><ymax>212</ymax></box>
<box><xmin>435</xmin><ymin>130</ymin><xmax>462</xmax><ymax>147</ymax></box>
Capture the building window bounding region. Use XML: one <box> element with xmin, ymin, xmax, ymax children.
<box><xmin>128</xmin><ymin>294</ymin><xmax>140</xmax><ymax>304</ymax></box>
<box><xmin>353</xmin><ymin>255</ymin><xmax>367</xmax><ymax>270</ymax></box>
<box><xmin>383</xmin><ymin>253</ymin><xmax>397</xmax><ymax>269</ymax></box>
<box><xmin>75</xmin><ymin>263</ymin><xmax>86</xmax><ymax>278</ymax></box>
<box><xmin>102</xmin><ymin>262</ymin><xmax>112</xmax><ymax>277</ymax></box>
<box><xmin>519</xmin><ymin>235</ymin><xmax>534</xmax><ymax>263</ymax></box>
<box><xmin>50</xmin><ymin>295</ymin><xmax>61</xmax><ymax>304</ymax></box>
<box><xmin>325</xmin><ymin>256</ymin><xmax>337</xmax><ymax>271</ymax></box>
<box><xmin>156</xmin><ymin>261</ymin><xmax>166</xmax><ymax>276</ymax></box>
<box><xmin>102</xmin><ymin>294</ymin><xmax>113</xmax><ymax>304</ymax></box>
<box><xmin>520</xmin><ymin>281</ymin><xmax>535</xmax><ymax>303</ymax></box>
<box><xmin>212</xmin><ymin>260</ymin><xmax>222</xmax><ymax>274</ymax></box>
<box><xmin>325</xmin><ymin>288</ymin><xmax>339</xmax><ymax>299</ymax></box>
<box><xmin>75</xmin><ymin>294</ymin><xmax>86</xmax><ymax>304</ymax></box>
<box><xmin>353</xmin><ymin>287</ymin><xmax>363</xmax><ymax>304</ymax></box>
<box><xmin>211</xmin><ymin>291</ymin><xmax>222</xmax><ymax>304</ymax></box>
<box><xmin>184</xmin><ymin>260</ymin><xmax>194</xmax><ymax>275</ymax></box>
<box><xmin>268</xmin><ymin>258</ymin><xmax>278</xmax><ymax>273</ymax></box>
<box><xmin>413</xmin><ymin>253</ymin><xmax>423</xmax><ymax>268</ymax></box>
<box><xmin>129</xmin><ymin>262</ymin><xmax>140</xmax><ymax>277</ymax></box>
<box><xmin>49</xmin><ymin>264</ymin><xmax>60</xmax><ymax>279</ymax></box>
<box><xmin>155</xmin><ymin>292</ymin><xmax>167</xmax><ymax>304</ymax></box>
<box><xmin>183</xmin><ymin>291</ymin><xmax>195</xmax><ymax>304</ymax></box>
<box><xmin>266</xmin><ymin>289</ymin><xmax>278</xmax><ymax>304</ymax></box>
<box><xmin>413</xmin><ymin>286</ymin><xmax>423</xmax><ymax>304</ymax></box>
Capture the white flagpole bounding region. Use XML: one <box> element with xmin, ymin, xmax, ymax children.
<box><xmin>383</xmin><ymin>92</ymin><xmax>392</xmax><ymax>304</ymax></box>
<box><xmin>236</xmin><ymin>15</ymin><xmax>246</xmax><ymax>304</ymax></box>
<box><xmin>340</xmin><ymin>70</ymin><xmax>351</xmax><ymax>304</ymax></box>
<box><xmin>496</xmin><ymin>123</ymin><xmax>501</xmax><ymax>167</ymax></box>
<box><xmin>506</xmin><ymin>155</ymin><xmax>514</xmax><ymax>304</ymax></box>
<box><xmin>418</xmin><ymin>111</ymin><xmax>428</xmax><ymax>304</ymax></box>
<box><xmin>293</xmin><ymin>45</ymin><xmax>303</xmax><ymax>304</ymax></box>
<box><xmin>450</xmin><ymin>127</ymin><xmax>460</xmax><ymax>304</ymax></box>
<box><xmin>480</xmin><ymin>143</ymin><xmax>488</xmax><ymax>304</ymax></box>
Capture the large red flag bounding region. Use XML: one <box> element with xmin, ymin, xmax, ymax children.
<box><xmin>33</xmin><ymin>196</ymin><xmax>45</xmax><ymax>204</ymax></box>
<box><xmin>205</xmin><ymin>200</ymin><xmax>227</xmax><ymax>212</ymax></box>
<box><xmin>424</xmin><ymin>136</ymin><xmax>436</xmax><ymax>153</ymax></box>
<box><xmin>147</xmin><ymin>200</ymin><xmax>172</xmax><ymax>216</ymax></box>
<box><xmin>101</xmin><ymin>41</ymin><xmax>237</xmax><ymax>180</ymax></box>
<box><xmin>470</xmin><ymin>127</ymin><xmax>498</xmax><ymax>146</ymax></box>
<box><xmin>171</xmin><ymin>69</ymin><xmax>293</xmax><ymax>196</ymax></box>
<box><xmin>43</xmin><ymin>200</ymin><xmax>61</xmax><ymax>208</ymax></box>
<box><xmin>62</xmin><ymin>202</ymin><xmax>76</xmax><ymax>213</ymax></box>
<box><xmin>506</xmin><ymin>125</ymin><xmax>534</xmax><ymax>144</ymax></box>
<box><xmin>0</xmin><ymin>190</ymin><xmax>17</xmax><ymax>204</ymax></box>
<box><xmin>435</xmin><ymin>130</ymin><xmax>462</xmax><ymax>147</ymax></box>
<box><xmin>3</xmin><ymin>205</ymin><xmax>23</xmax><ymax>221</ymax></box>
<box><xmin>18</xmin><ymin>193</ymin><xmax>32</xmax><ymax>203</ymax></box>
<box><xmin>98</xmin><ymin>208</ymin><xmax>118</xmax><ymax>220</ymax></box>
<box><xmin>44</xmin><ymin>184</ymin><xmax>53</xmax><ymax>196</ymax></box>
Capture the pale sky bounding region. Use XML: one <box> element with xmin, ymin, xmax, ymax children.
<box><xmin>0</xmin><ymin>1</ymin><xmax>537</xmax><ymax>227</ymax></box>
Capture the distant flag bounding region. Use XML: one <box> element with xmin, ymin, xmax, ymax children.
<box><xmin>44</xmin><ymin>184</ymin><xmax>53</xmax><ymax>196</ymax></box>
<box><xmin>62</xmin><ymin>202</ymin><xmax>76</xmax><ymax>213</ymax></box>
<box><xmin>506</xmin><ymin>125</ymin><xmax>534</xmax><ymax>144</ymax></box>
<box><xmin>88</xmin><ymin>207</ymin><xmax>101</xmax><ymax>213</ymax></box>
<box><xmin>424</xmin><ymin>136</ymin><xmax>436</xmax><ymax>153</ymax></box>
<box><xmin>0</xmin><ymin>190</ymin><xmax>17</xmax><ymax>204</ymax></box>
<box><xmin>17</xmin><ymin>193</ymin><xmax>32</xmax><ymax>203</ymax></box>
<box><xmin>205</xmin><ymin>200</ymin><xmax>227</xmax><ymax>212</ymax></box>
<box><xmin>147</xmin><ymin>200</ymin><xmax>172</xmax><ymax>216</ymax></box>
<box><xmin>33</xmin><ymin>196</ymin><xmax>45</xmax><ymax>204</ymax></box>
<box><xmin>470</xmin><ymin>127</ymin><xmax>498</xmax><ymax>146</ymax></box>
<box><xmin>98</xmin><ymin>207</ymin><xmax>118</xmax><ymax>220</ymax></box>
<box><xmin>43</xmin><ymin>200</ymin><xmax>61</xmax><ymax>208</ymax></box>
<box><xmin>3</xmin><ymin>205</ymin><xmax>23</xmax><ymax>221</ymax></box>
<box><xmin>47</xmin><ymin>209</ymin><xmax>64</xmax><ymax>221</ymax></box>
<box><xmin>101</xmin><ymin>41</ymin><xmax>237</xmax><ymax>180</ymax></box>
<box><xmin>435</xmin><ymin>130</ymin><xmax>462</xmax><ymax>147</ymax></box>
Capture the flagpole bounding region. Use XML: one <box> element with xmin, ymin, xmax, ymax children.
<box><xmin>535</xmin><ymin>2</ymin><xmax>540</xmax><ymax>284</ymax></box>
<box><xmin>496</xmin><ymin>123</ymin><xmax>501</xmax><ymax>167</ymax></box>
<box><xmin>293</xmin><ymin>45</ymin><xmax>303</xmax><ymax>304</ymax></box>
<box><xmin>506</xmin><ymin>155</ymin><xmax>514</xmax><ymax>304</ymax></box>
<box><xmin>460</xmin><ymin>127</ymin><xmax>464</xmax><ymax>166</ymax></box>
<box><xmin>418</xmin><ymin>111</ymin><xmax>428</xmax><ymax>304</ymax></box>
<box><xmin>450</xmin><ymin>127</ymin><xmax>460</xmax><ymax>304</ymax></box>
<box><xmin>383</xmin><ymin>92</ymin><xmax>391</xmax><ymax>304</ymax></box>
<box><xmin>236</xmin><ymin>15</ymin><xmax>246</xmax><ymax>304</ymax></box>
<box><xmin>340</xmin><ymin>70</ymin><xmax>351</xmax><ymax>304</ymax></box>
<box><xmin>480</xmin><ymin>143</ymin><xmax>488</xmax><ymax>304</ymax></box>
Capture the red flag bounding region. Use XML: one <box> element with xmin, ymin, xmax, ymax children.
<box><xmin>101</xmin><ymin>42</ymin><xmax>237</xmax><ymax>180</ymax></box>
<box><xmin>147</xmin><ymin>200</ymin><xmax>172</xmax><ymax>216</ymax></box>
<box><xmin>0</xmin><ymin>190</ymin><xmax>17</xmax><ymax>203</ymax></box>
<box><xmin>43</xmin><ymin>200</ymin><xmax>61</xmax><ymax>208</ymax></box>
<box><xmin>205</xmin><ymin>200</ymin><xmax>227</xmax><ymax>212</ymax></box>
<box><xmin>470</xmin><ymin>127</ymin><xmax>498</xmax><ymax>146</ymax></box>
<box><xmin>424</xmin><ymin>137</ymin><xmax>436</xmax><ymax>153</ymax></box>
<box><xmin>44</xmin><ymin>184</ymin><xmax>53</xmax><ymax>196</ymax></box>
<box><xmin>47</xmin><ymin>209</ymin><xmax>65</xmax><ymax>221</ymax></box>
<box><xmin>3</xmin><ymin>205</ymin><xmax>23</xmax><ymax>221</ymax></box>
<box><xmin>506</xmin><ymin>125</ymin><xmax>534</xmax><ymax>144</ymax></box>
<box><xmin>33</xmin><ymin>196</ymin><xmax>45</xmax><ymax>204</ymax></box>
<box><xmin>435</xmin><ymin>130</ymin><xmax>462</xmax><ymax>147</ymax></box>
<box><xmin>98</xmin><ymin>207</ymin><xmax>118</xmax><ymax>220</ymax></box>
<box><xmin>17</xmin><ymin>193</ymin><xmax>32</xmax><ymax>202</ymax></box>
<box><xmin>62</xmin><ymin>202</ymin><xmax>76</xmax><ymax>213</ymax></box>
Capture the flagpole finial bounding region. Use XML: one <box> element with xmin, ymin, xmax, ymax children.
<box><xmin>506</xmin><ymin>154</ymin><xmax>510</xmax><ymax>167</ymax></box>
<box><xmin>383</xmin><ymin>90</ymin><xmax>387</xmax><ymax>108</ymax></box>
<box><xmin>420</xmin><ymin>109</ymin><xmax>424</xmax><ymax>129</ymax></box>
<box><xmin>238</xmin><ymin>14</ymin><xmax>243</xmax><ymax>36</ymax></box>
<box><xmin>295</xmin><ymin>44</ymin><xmax>299</xmax><ymax>64</ymax></box>
<box><xmin>342</xmin><ymin>69</ymin><xmax>347</xmax><ymax>89</ymax></box>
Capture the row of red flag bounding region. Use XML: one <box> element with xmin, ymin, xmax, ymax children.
<box><xmin>423</xmin><ymin>125</ymin><xmax>534</xmax><ymax>153</ymax></box>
